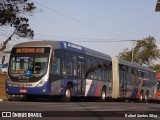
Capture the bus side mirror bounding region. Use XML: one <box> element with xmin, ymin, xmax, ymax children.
<box><xmin>35</xmin><ymin>66</ymin><xmax>41</xmax><ymax>71</ymax></box>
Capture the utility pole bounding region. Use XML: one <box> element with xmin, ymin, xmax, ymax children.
<box><xmin>131</xmin><ymin>40</ymin><xmax>136</xmax><ymax>62</ymax></box>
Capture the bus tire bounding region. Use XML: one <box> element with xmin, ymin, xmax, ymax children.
<box><xmin>139</xmin><ymin>91</ymin><xmax>144</xmax><ymax>103</ymax></box>
<box><xmin>63</xmin><ymin>86</ymin><xmax>72</xmax><ymax>102</ymax></box>
<box><xmin>99</xmin><ymin>88</ymin><xmax>106</xmax><ymax>102</ymax></box>
<box><xmin>144</xmin><ymin>91</ymin><xmax>149</xmax><ymax>103</ymax></box>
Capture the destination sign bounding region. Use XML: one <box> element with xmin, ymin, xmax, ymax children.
<box><xmin>16</xmin><ymin>48</ymin><xmax>45</xmax><ymax>53</ymax></box>
<box><xmin>11</xmin><ymin>47</ymin><xmax>50</xmax><ymax>54</ymax></box>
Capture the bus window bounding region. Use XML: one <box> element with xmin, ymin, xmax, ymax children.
<box><xmin>72</xmin><ymin>54</ymin><xmax>77</xmax><ymax>76</ymax></box>
<box><xmin>34</xmin><ymin>62</ymin><xmax>41</xmax><ymax>73</ymax></box>
<box><xmin>91</xmin><ymin>71</ymin><xmax>97</xmax><ymax>80</ymax></box>
<box><xmin>20</xmin><ymin>59</ymin><xmax>24</xmax><ymax>69</ymax></box>
<box><xmin>62</xmin><ymin>61</ymin><xmax>72</xmax><ymax>76</ymax></box>
<box><xmin>34</xmin><ymin>57</ymin><xmax>47</xmax><ymax>76</ymax></box>
<box><xmin>108</xmin><ymin>65</ymin><xmax>112</xmax><ymax>82</ymax></box>
<box><xmin>98</xmin><ymin>69</ymin><xmax>103</xmax><ymax>81</ymax></box>
<box><xmin>61</xmin><ymin>51</ymin><xmax>72</xmax><ymax>76</ymax></box>
<box><xmin>8</xmin><ymin>56</ymin><xmax>48</xmax><ymax>82</ymax></box>
<box><xmin>73</xmin><ymin>63</ymin><xmax>77</xmax><ymax>76</ymax></box>
<box><xmin>131</xmin><ymin>68</ymin><xmax>136</xmax><ymax>85</ymax></box>
<box><xmin>127</xmin><ymin>68</ymin><xmax>131</xmax><ymax>84</ymax></box>
<box><xmin>52</xmin><ymin>57</ymin><xmax>60</xmax><ymax>75</ymax></box>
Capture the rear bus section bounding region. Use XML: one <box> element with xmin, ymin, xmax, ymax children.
<box><xmin>156</xmin><ymin>74</ymin><xmax>160</xmax><ymax>101</ymax></box>
<box><xmin>157</xmin><ymin>82</ymin><xmax>160</xmax><ymax>101</ymax></box>
<box><xmin>111</xmin><ymin>58</ymin><xmax>157</xmax><ymax>102</ymax></box>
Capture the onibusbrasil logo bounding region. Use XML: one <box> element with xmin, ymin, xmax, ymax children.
<box><xmin>1</xmin><ymin>112</ymin><xmax>42</xmax><ymax>118</ymax></box>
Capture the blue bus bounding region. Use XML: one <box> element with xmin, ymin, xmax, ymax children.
<box><xmin>6</xmin><ymin>41</ymin><xmax>157</xmax><ymax>102</ymax></box>
<box><xmin>156</xmin><ymin>74</ymin><xmax>160</xmax><ymax>101</ymax></box>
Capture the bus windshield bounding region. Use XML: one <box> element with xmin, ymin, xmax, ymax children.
<box><xmin>8</xmin><ymin>56</ymin><xmax>48</xmax><ymax>82</ymax></box>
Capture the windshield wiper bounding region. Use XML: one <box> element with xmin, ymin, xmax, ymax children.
<box><xmin>16</xmin><ymin>74</ymin><xmax>36</xmax><ymax>78</ymax></box>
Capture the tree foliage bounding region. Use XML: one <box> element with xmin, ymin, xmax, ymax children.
<box><xmin>0</xmin><ymin>0</ymin><xmax>36</xmax><ymax>38</ymax></box>
<box><xmin>118</xmin><ymin>36</ymin><xmax>160</xmax><ymax>66</ymax></box>
<box><xmin>149</xmin><ymin>64</ymin><xmax>160</xmax><ymax>73</ymax></box>
<box><xmin>118</xmin><ymin>48</ymin><xmax>132</xmax><ymax>61</ymax></box>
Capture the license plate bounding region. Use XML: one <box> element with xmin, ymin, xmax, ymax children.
<box><xmin>20</xmin><ymin>89</ymin><xmax>27</xmax><ymax>93</ymax></box>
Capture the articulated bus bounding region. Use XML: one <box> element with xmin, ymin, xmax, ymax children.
<box><xmin>6</xmin><ymin>41</ymin><xmax>157</xmax><ymax>102</ymax></box>
<box><xmin>156</xmin><ymin>74</ymin><xmax>160</xmax><ymax>101</ymax></box>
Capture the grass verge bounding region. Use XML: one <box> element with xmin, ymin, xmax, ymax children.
<box><xmin>0</xmin><ymin>74</ymin><xmax>6</xmax><ymax>98</ymax></box>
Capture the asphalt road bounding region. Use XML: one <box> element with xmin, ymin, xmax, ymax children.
<box><xmin>0</xmin><ymin>100</ymin><xmax>160</xmax><ymax>119</ymax></box>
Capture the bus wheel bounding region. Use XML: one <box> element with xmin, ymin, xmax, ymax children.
<box><xmin>6</xmin><ymin>94</ymin><xmax>13</xmax><ymax>101</ymax></box>
<box><xmin>63</xmin><ymin>86</ymin><xmax>72</xmax><ymax>102</ymax></box>
<box><xmin>99</xmin><ymin>88</ymin><xmax>106</xmax><ymax>102</ymax></box>
<box><xmin>144</xmin><ymin>91</ymin><xmax>149</xmax><ymax>103</ymax></box>
<box><xmin>139</xmin><ymin>92</ymin><xmax>144</xmax><ymax>103</ymax></box>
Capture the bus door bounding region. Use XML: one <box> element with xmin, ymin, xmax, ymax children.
<box><xmin>77</xmin><ymin>60</ymin><xmax>85</xmax><ymax>95</ymax></box>
<box><xmin>120</xmin><ymin>66</ymin><xmax>127</xmax><ymax>97</ymax></box>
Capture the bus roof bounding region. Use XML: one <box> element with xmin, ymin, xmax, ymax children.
<box><xmin>13</xmin><ymin>41</ymin><xmax>60</xmax><ymax>48</ymax></box>
<box><xmin>13</xmin><ymin>41</ymin><xmax>112</xmax><ymax>61</ymax></box>
<box><xmin>118</xmin><ymin>58</ymin><xmax>154</xmax><ymax>72</ymax></box>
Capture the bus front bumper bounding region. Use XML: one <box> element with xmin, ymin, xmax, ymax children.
<box><xmin>6</xmin><ymin>84</ymin><xmax>51</xmax><ymax>96</ymax></box>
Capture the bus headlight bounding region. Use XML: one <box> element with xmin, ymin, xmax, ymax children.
<box><xmin>37</xmin><ymin>79</ymin><xmax>46</xmax><ymax>87</ymax></box>
<box><xmin>6</xmin><ymin>78</ymin><xmax>11</xmax><ymax>86</ymax></box>
<box><xmin>36</xmin><ymin>73</ymin><xmax>48</xmax><ymax>87</ymax></box>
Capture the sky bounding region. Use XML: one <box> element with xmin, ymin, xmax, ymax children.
<box><xmin>0</xmin><ymin>0</ymin><xmax>160</xmax><ymax>60</ymax></box>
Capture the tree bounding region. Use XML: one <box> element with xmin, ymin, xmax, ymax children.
<box><xmin>118</xmin><ymin>36</ymin><xmax>160</xmax><ymax>66</ymax></box>
<box><xmin>0</xmin><ymin>31</ymin><xmax>14</xmax><ymax>51</ymax></box>
<box><xmin>149</xmin><ymin>64</ymin><xmax>160</xmax><ymax>73</ymax></box>
<box><xmin>118</xmin><ymin>48</ymin><xmax>132</xmax><ymax>61</ymax></box>
<box><xmin>0</xmin><ymin>0</ymin><xmax>36</xmax><ymax>51</ymax></box>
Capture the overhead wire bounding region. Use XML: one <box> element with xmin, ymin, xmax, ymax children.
<box><xmin>34</xmin><ymin>1</ymin><xmax>131</xmax><ymax>40</ymax></box>
<box><xmin>0</xmin><ymin>28</ymin><xmax>135</xmax><ymax>43</ymax></box>
<box><xmin>0</xmin><ymin>28</ymin><xmax>27</xmax><ymax>46</ymax></box>
<box><xmin>33</xmin><ymin>33</ymin><xmax>135</xmax><ymax>42</ymax></box>
<box><xmin>0</xmin><ymin>1</ymin><xmax>135</xmax><ymax>46</ymax></box>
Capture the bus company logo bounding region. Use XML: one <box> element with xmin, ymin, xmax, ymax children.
<box><xmin>63</xmin><ymin>42</ymin><xmax>67</xmax><ymax>48</ymax></box>
<box><xmin>63</xmin><ymin>42</ymin><xmax>83</xmax><ymax>50</ymax></box>
<box><xmin>67</xmin><ymin>43</ymin><xmax>83</xmax><ymax>50</ymax></box>
<box><xmin>2</xmin><ymin>112</ymin><xmax>11</xmax><ymax>117</ymax></box>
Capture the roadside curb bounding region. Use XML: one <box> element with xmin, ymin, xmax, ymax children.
<box><xmin>0</xmin><ymin>97</ymin><xmax>8</xmax><ymax>101</ymax></box>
